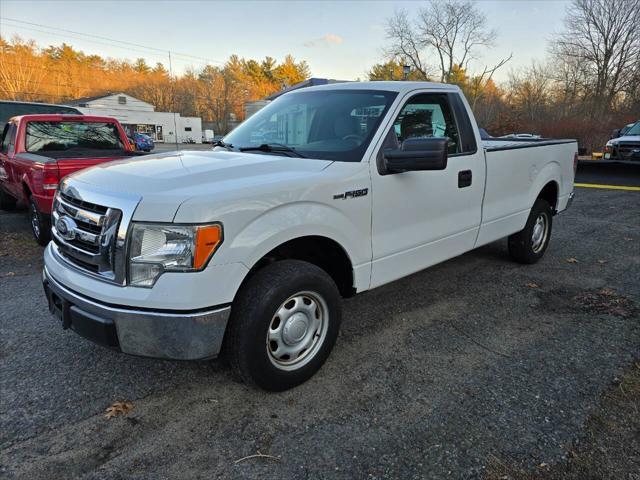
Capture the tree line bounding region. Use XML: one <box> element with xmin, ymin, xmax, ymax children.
<box><xmin>369</xmin><ymin>0</ymin><xmax>639</xmax><ymax>152</ymax></box>
<box><xmin>0</xmin><ymin>37</ymin><xmax>310</xmax><ymax>133</ymax></box>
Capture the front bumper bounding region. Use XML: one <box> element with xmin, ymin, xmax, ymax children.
<box><xmin>42</xmin><ymin>266</ymin><xmax>231</xmax><ymax>360</ymax></box>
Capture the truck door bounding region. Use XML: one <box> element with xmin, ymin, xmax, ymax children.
<box><xmin>0</xmin><ymin>122</ymin><xmax>17</xmax><ymax>196</ymax></box>
<box><xmin>369</xmin><ymin>91</ymin><xmax>485</xmax><ymax>288</ymax></box>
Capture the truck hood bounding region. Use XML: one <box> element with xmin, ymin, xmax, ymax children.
<box><xmin>67</xmin><ymin>150</ymin><xmax>333</xmax><ymax>221</ymax></box>
<box><xmin>609</xmin><ymin>135</ymin><xmax>640</xmax><ymax>144</ymax></box>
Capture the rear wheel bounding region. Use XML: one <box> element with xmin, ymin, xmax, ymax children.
<box><xmin>224</xmin><ymin>260</ymin><xmax>342</xmax><ymax>391</ymax></box>
<box><xmin>29</xmin><ymin>196</ymin><xmax>51</xmax><ymax>246</ymax></box>
<box><xmin>0</xmin><ymin>189</ymin><xmax>17</xmax><ymax>210</ymax></box>
<box><xmin>508</xmin><ymin>198</ymin><xmax>552</xmax><ymax>264</ymax></box>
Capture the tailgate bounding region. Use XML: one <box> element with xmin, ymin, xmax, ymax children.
<box><xmin>57</xmin><ymin>155</ymin><xmax>129</xmax><ymax>179</ymax></box>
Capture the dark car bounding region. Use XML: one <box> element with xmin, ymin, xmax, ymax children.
<box><xmin>604</xmin><ymin>121</ymin><xmax>640</xmax><ymax>161</ymax></box>
<box><xmin>0</xmin><ymin>100</ymin><xmax>81</xmax><ymax>126</ymax></box>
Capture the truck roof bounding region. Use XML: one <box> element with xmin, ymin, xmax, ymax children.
<box><xmin>293</xmin><ymin>81</ymin><xmax>461</xmax><ymax>95</ymax></box>
<box><xmin>8</xmin><ymin>114</ymin><xmax>122</xmax><ymax>123</ymax></box>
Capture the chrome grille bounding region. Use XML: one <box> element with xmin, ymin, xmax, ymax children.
<box><xmin>52</xmin><ymin>191</ymin><xmax>124</xmax><ymax>283</ymax></box>
<box><xmin>617</xmin><ymin>142</ymin><xmax>640</xmax><ymax>159</ymax></box>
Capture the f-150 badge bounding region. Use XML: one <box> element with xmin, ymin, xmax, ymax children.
<box><xmin>333</xmin><ymin>188</ymin><xmax>368</xmax><ymax>200</ymax></box>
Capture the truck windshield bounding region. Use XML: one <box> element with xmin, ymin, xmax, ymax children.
<box><xmin>223</xmin><ymin>89</ymin><xmax>398</xmax><ymax>162</ymax></box>
<box><xmin>25</xmin><ymin>121</ymin><xmax>125</xmax><ymax>156</ymax></box>
<box><xmin>626</xmin><ymin>122</ymin><xmax>640</xmax><ymax>136</ymax></box>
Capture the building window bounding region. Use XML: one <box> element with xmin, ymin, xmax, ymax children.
<box><xmin>184</xmin><ymin>127</ymin><xmax>192</xmax><ymax>131</ymax></box>
<box><xmin>118</xmin><ymin>96</ymin><xmax>127</xmax><ymax>105</ymax></box>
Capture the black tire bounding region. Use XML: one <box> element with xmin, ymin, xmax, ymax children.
<box><xmin>508</xmin><ymin>198</ymin><xmax>553</xmax><ymax>264</ymax></box>
<box><xmin>224</xmin><ymin>259</ymin><xmax>342</xmax><ymax>391</ymax></box>
<box><xmin>0</xmin><ymin>188</ymin><xmax>17</xmax><ymax>210</ymax></box>
<box><xmin>28</xmin><ymin>196</ymin><xmax>51</xmax><ymax>246</ymax></box>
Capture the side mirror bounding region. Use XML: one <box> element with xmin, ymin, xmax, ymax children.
<box><xmin>611</xmin><ymin>129</ymin><xmax>621</xmax><ymax>139</ymax></box>
<box><xmin>383</xmin><ymin>137</ymin><xmax>448</xmax><ymax>173</ymax></box>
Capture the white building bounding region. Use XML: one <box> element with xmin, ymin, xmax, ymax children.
<box><xmin>65</xmin><ymin>93</ymin><xmax>203</xmax><ymax>144</ymax></box>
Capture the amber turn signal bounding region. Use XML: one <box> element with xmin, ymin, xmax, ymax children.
<box><xmin>193</xmin><ymin>224</ymin><xmax>223</xmax><ymax>269</ymax></box>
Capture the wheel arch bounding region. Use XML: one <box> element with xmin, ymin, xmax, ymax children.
<box><xmin>536</xmin><ymin>180</ymin><xmax>560</xmax><ymax>213</ymax></box>
<box><xmin>242</xmin><ymin>235</ymin><xmax>356</xmax><ymax>298</ymax></box>
<box><xmin>21</xmin><ymin>177</ymin><xmax>32</xmax><ymax>202</ymax></box>
<box><xmin>530</xmin><ymin>161</ymin><xmax>561</xmax><ymax>213</ymax></box>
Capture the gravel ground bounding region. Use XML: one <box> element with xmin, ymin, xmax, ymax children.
<box><xmin>0</xmin><ymin>183</ymin><xmax>638</xmax><ymax>479</ymax></box>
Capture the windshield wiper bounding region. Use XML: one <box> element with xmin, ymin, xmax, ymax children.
<box><xmin>212</xmin><ymin>139</ymin><xmax>235</xmax><ymax>151</ymax></box>
<box><xmin>239</xmin><ymin>143</ymin><xmax>306</xmax><ymax>158</ymax></box>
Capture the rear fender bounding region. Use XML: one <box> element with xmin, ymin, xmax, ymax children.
<box><xmin>529</xmin><ymin>161</ymin><xmax>561</xmax><ymax>211</ymax></box>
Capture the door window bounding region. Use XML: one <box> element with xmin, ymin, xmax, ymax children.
<box><xmin>392</xmin><ymin>94</ymin><xmax>460</xmax><ymax>154</ymax></box>
<box><xmin>1</xmin><ymin>123</ymin><xmax>16</xmax><ymax>154</ymax></box>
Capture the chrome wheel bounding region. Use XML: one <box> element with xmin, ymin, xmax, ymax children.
<box><xmin>531</xmin><ymin>213</ymin><xmax>548</xmax><ymax>253</ymax></box>
<box><xmin>267</xmin><ymin>291</ymin><xmax>329</xmax><ymax>371</ymax></box>
<box><xmin>30</xmin><ymin>202</ymin><xmax>41</xmax><ymax>238</ymax></box>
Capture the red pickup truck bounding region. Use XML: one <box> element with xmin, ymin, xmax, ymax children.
<box><xmin>0</xmin><ymin>114</ymin><xmax>134</xmax><ymax>244</ymax></box>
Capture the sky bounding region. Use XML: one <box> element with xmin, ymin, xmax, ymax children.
<box><xmin>0</xmin><ymin>0</ymin><xmax>570</xmax><ymax>83</ymax></box>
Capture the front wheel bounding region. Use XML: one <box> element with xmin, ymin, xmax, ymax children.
<box><xmin>508</xmin><ymin>198</ymin><xmax>553</xmax><ymax>264</ymax></box>
<box><xmin>224</xmin><ymin>260</ymin><xmax>342</xmax><ymax>391</ymax></box>
<box><xmin>29</xmin><ymin>196</ymin><xmax>51</xmax><ymax>246</ymax></box>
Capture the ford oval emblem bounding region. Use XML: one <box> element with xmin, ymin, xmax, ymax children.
<box><xmin>55</xmin><ymin>216</ymin><xmax>77</xmax><ymax>241</ymax></box>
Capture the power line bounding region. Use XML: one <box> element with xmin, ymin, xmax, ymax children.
<box><xmin>0</xmin><ymin>22</ymin><xmax>173</xmax><ymax>62</ymax></box>
<box><xmin>1</xmin><ymin>17</ymin><xmax>226</xmax><ymax>66</ymax></box>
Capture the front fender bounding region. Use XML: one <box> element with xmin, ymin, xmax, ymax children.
<box><xmin>216</xmin><ymin>201</ymin><xmax>371</xmax><ymax>291</ymax></box>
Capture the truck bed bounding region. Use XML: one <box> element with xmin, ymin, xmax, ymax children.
<box><xmin>475</xmin><ymin>137</ymin><xmax>578</xmax><ymax>248</ymax></box>
<box><xmin>483</xmin><ymin>138</ymin><xmax>577</xmax><ymax>151</ymax></box>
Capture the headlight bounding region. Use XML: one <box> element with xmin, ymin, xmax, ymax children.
<box><xmin>128</xmin><ymin>223</ymin><xmax>223</xmax><ymax>287</ymax></box>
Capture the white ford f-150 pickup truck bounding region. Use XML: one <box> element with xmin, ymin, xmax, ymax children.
<box><xmin>43</xmin><ymin>82</ymin><xmax>577</xmax><ymax>390</ymax></box>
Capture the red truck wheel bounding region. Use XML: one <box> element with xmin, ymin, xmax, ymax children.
<box><xmin>29</xmin><ymin>196</ymin><xmax>51</xmax><ymax>246</ymax></box>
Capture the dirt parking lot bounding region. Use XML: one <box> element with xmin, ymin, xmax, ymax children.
<box><xmin>1</xmin><ymin>167</ymin><xmax>639</xmax><ymax>479</ymax></box>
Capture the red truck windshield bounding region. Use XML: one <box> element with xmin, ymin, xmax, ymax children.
<box><xmin>25</xmin><ymin>121</ymin><xmax>125</xmax><ymax>157</ymax></box>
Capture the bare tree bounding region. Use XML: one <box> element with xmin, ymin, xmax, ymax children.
<box><xmin>385</xmin><ymin>10</ymin><xmax>432</xmax><ymax>79</ymax></box>
<box><xmin>385</xmin><ymin>0</ymin><xmax>511</xmax><ymax>83</ymax></box>
<box><xmin>507</xmin><ymin>63</ymin><xmax>552</xmax><ymax>122</ymax></box>
<box><xmin>551</xmin><ymin>0</ymin><xmax>640</xmax><ymax>114</ymax></box>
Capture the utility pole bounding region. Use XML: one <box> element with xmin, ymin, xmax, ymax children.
<box><xmin>403</xmin><ymin>64</ymin><xmax>411</xmax><ymax>80</ymax></box>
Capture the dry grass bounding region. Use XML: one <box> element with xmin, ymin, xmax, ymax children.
<box><xmin>573</xmin><ymin>288</ymin><xmax>638</xmax><ymax>319</ymax></box>
<box><xmin>0</xmin><ymin>231</ymin><xmax>42</xmax><ymax>260</ymax></box>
